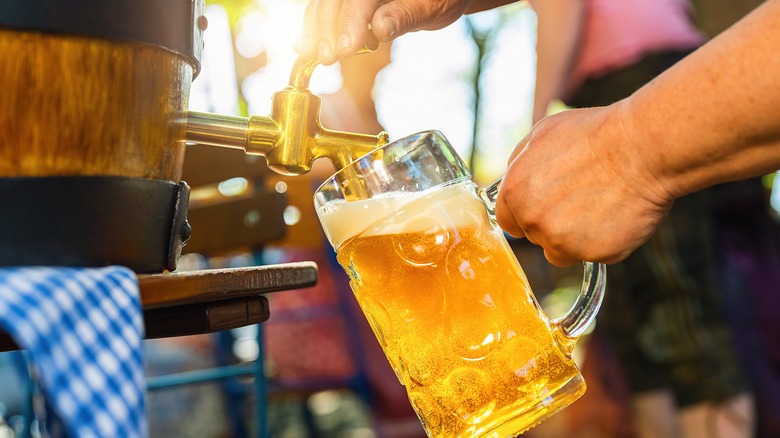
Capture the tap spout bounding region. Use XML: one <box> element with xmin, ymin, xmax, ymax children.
<box><xmin>315</xmin><ymin>128</ymin><xmax>389</xmax><ymax>170</ymax></box>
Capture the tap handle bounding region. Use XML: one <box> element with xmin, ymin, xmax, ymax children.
<box><xmin>289</xmin><ymin>36</ymin><xmax>380</xmax><ymax>90</ymax></box>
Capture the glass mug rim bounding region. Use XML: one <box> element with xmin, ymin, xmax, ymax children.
<box><xmin>314</xmin><ymin>130</ymin><xmax>463</xmax><ymax>192</ymax></box>
<box><xmin>315</xmin><ymin>129</ymin><xmax>443</xmax><ymax>180</ymax></box>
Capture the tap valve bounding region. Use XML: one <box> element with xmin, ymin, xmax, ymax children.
<box><xmin>186</xmin><ymin>49</ymin><xmax>389</xmax><ymax>175</ymax></box>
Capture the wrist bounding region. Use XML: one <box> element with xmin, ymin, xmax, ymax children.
<box><xmin>607</xmin><ymin>99</ymin><xmax>679</xmax><ymax>206</ymax></box>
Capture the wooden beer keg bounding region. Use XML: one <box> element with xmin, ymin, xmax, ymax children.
<box><xmin>0</xmin><ymin>0</ymin><xmax>205</xmax><ymax>273</ymax></box>
<box><xmin>0</xmin><ymin>30</ymin><xmax>191</xmax><ymax>180</ymax></box>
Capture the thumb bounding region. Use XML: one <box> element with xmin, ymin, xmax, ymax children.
<box><xmin>370</xmin><ymin>0</ymin><xmax>467</xmax><ymax>42</ymax></box>
<box><xmin>369</xmin><ymin>3</ymin><xmax>403</xmax><ymax>43</ymax></box>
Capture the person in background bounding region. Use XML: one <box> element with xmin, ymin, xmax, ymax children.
<box><xmin>493</xmin><ymin>0</ymin><xmax>780</xmax><ymax>268</ymax></box>
<box><xmin>529</xmin><ymin>0</ymin><xmax>756</xmax><ymax>436</ymax></box>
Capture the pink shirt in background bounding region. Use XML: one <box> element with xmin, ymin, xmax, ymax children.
<box><xmin>532</xmin><ymin>0</ymin><xmax>706</xmax><ymax>97</ymax></box>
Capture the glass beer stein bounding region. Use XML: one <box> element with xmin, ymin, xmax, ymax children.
<box><xmin>314</xmin><ymin>131</ymin><xmax>606</xmax><ymax>437</ymax></box>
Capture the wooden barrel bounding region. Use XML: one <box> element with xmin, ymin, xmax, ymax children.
<box><xmin>0</xmin><ymin>29</ymin><xmax>192</xmax><ymax>181</ymax></box>
<box><xmin>0</xmin><ymin>0</ymin><xmax>202</xmax><ymax>272</ymax></box>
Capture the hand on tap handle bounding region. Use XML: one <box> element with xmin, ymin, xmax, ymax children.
<box><xmin>296</xmin><ymin>0</ymin><xmax>517</xmax><ymax>65</ymax></box>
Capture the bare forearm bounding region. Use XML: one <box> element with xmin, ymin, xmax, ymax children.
<box><xmin>465</xmin><ymin>0</ymin><xmax>521</xmax><ymax>14</ymax></box>
<box><xmin>531</xmin><ymin>0</ymin><xmax>584</xmax><ymax>123</ymax></box>
<box><xmin>622</xmin><ymin>0</ymin><xmax>780</xmax><ymax>198</ymax></box>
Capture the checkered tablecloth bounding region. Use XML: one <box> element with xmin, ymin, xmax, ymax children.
<box><xmin>0</xmin><ymin>266</ymin><xmax>147</xmax><ymax>438</ymax></box>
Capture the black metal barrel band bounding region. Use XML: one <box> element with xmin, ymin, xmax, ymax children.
<box><xmin>0</xmin><ymin>176</ymin><xmax>191</xmax><ymax>274</ymax></box>
<box><xmin>0</xmin><ymin>0</ymin><xmax>205</xmax><ymax>75</ymax></box>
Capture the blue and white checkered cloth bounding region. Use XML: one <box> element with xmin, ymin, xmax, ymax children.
<box><xmin>0</xmin><ymin>266</ymin><xmax>147</xmax><ymax>438</ymax></box>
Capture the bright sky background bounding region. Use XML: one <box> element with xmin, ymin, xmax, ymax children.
<box><xmin>190</xmin><ymin>1</ymin><xmax>539</xmax><ymax>184</ymax></box>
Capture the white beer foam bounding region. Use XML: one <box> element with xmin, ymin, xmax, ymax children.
<box><xmin>317</xmin><ymin>182</ymin><xmax>486</xmax><ymax>248</ymax></box>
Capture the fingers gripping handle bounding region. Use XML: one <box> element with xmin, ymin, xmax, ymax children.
<box><xmin>479</xmin><ymin>178</ymin><xmax>607</xmax><ymax>356</ymax></box>
<box><xmin>291</xmin><ymin>41</ymin><xmax>379</xmax><ymax>90</ymax></box>
<box><xmin>482</xmin><ymin>178</ymin><xmax>501</xmax><ymax>219</ymax></box>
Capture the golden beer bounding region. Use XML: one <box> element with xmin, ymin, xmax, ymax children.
<box><xmin>319</xmin><ymin>181</ymin><xmax>587</xmax><ymax>437</ymax></box>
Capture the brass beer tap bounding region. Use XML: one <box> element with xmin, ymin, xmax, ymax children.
<box><xmin>186</xmin><ymin>50</ymin><xmax>389</xmax><ymax>176</ymax></box>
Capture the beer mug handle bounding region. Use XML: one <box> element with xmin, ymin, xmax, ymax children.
<box><xmin>481</xmin><ymin>178</ymin><xmax>607</xmax><ymax>355</ymax></box>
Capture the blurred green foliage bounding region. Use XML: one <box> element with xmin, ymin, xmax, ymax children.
<box><xmin>206</xmin><ymin>0</ymin><xmax>261</xmax><ymax>30</ymax></box>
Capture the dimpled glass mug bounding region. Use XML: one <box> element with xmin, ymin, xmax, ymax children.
<box><xmin>314</xmin><ymin>131</ymin><xmax>606</xmax><ymax>437</ymax></box>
